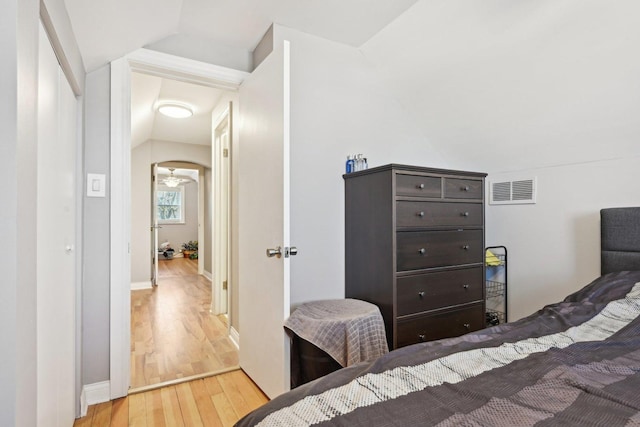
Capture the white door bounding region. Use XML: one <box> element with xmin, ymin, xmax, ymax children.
<box><xmin>37</xmin><ymin>21</ymin><xmax>77</xmax><ymax>426</ymax></box>
<box><xmin>238</xmin><ymin>41</ymin><xmax>292</xmax><ymax>398</ymax></box>
<box><xmin>151</xmin><ymin>163</ymin><xmax>159</xmax><ymax>286</ymax></box>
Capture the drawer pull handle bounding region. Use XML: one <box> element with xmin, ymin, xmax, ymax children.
<box><xmin>417</xmin><ymin>211</ymin><xmax>425</xmax><ymax>217</ymax></box>
<box><xmin>463</xmin><ymin>323</ymin><xmax>470</xmax><ymax>329</ymax></box>
<box><xmin>417</xmin><ymin>183</ymin><xmax>425</xmax><ymax>189</ymax></box>
<box><xmin>461</xmin><ymin>211</ymin><xmax>469</xmax><ymax>217</ymax></box>
<box><xmin>418</xmin><ymin>291</ymin><xmax>425</xmax><ymax>298</ymax></box>
<box><xmin>461</xmin><ymin>185</ymin><xmax>470</xmax><ymax>192</ymax></box>
<box><xmin>418</xmin><ymin>248</ymin><xmax>426</xmax><ymax>255</ymax></box>
<box><xmin>418</xmin><ymin>334</ymin><xmax>426</xmax><ymax>342</ymax></box>
<box><xmin>462</xmin><ymin>245</ymin><xmax>469</xmax><ymax>250</ymax></box>
<box><xmin>462</xmin><ymin>284</ymin><xmax>469</xmax><ymax>289</ymax></box>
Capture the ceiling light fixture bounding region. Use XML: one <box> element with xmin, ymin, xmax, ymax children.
<box><xmin>156</xmin><ymin>101</ymin><xmax>194</xmax><ymax>119</ymax></box>
<box><xmin>161</xmin><ymin>168</ymin><xmax>194</xmax><ymax>188</ymax></box>
<box><xmin>163</xmin><ymin>168</ymin><xmax>181</xmax><ymax>187</ymax></box>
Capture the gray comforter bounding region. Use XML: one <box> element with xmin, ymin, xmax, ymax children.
<box><xmin>236</xmin><ymin>271</ymin><xmax>640</xmax><ymax>426</ymax></box>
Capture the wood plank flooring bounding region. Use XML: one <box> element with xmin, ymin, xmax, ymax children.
<box><xmin>130</xmin><ymin>258</ymin><xmax>238</xmax><ymax>389</ymax></box>
<box><xmin>73</xmin><ymin>370</ymin><xmax>269</xmax><ymax>426</ymax></box>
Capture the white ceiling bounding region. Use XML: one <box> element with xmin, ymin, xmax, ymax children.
<box><xmin>65</xmin><ymin>0</ymin><xmax>640</xmax><ymax>173</ymax></box>
<box><xmin>64</xmin><ymin>0</ymin><xmax>419</xmax><ymax>72</ymax></box>
<box><xmin>68</xmin><ymin>0</ymin><xmax>420</xmax><ymax>147</ymax></box>
<box><xmin>131</xmin><ymin>72</ymin><xmax>225</xmax><ymax>147</ymax></box>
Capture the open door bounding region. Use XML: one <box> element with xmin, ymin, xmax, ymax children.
<box><xmin>151</xmin><ymin>163</ymin><xmax>159</xmax><ymax>286</ymax></box>
<box><xmin>238</xmin><ymin>41</ymin><xmax>292</xmax><ymax>398</ymax></box>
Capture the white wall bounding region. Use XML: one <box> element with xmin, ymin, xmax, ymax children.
<box><xmin>487</xmin><ymin>156</ymin><xmax>640</xmax><ymax>321</ymax></box>
<box><xmin>360</xmin><ymin>0</ymin><xmax>640</xmax><ymax>319</ymax></box>
<box><xmin>272</xmin><ymin>25</ymin><xmax>450</xmax><ymax>307</ymax></box>
<box><xmin>1</xmin><ymin>0</ymin><xmax>39</xmax><ymax>424</ymax></box>
<box><xmin>130</xmin><ymin>140</ymin><xmax>211</xmax><ymax>283</ymax></box>
<box><xmin>146</xmin><ymin>33</ymin><xmax>253</xmax><ymax>73</ymax></box>
<box><xmin>40</xmin><ymin>0</ymin><xmax>85</xmax><ymax>91</ymax></box>
<box><xmin>82</xmin><ymin>65</ymin><xmax>111</xmax><ymax>385</ymax></box>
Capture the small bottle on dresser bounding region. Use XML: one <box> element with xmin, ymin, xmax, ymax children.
<box><xmin>346</xmin><ymin>155</ymin><xmax>354</xmax><ymax>173</ymax></box>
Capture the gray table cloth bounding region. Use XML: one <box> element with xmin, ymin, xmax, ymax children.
<box><xmin>284</xmin><ymin>298</ymin><xmax>388</xmax><ymax>367</ymax></box>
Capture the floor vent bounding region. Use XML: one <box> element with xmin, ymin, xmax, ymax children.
<box><xmin>489</xmin><ymin>178</ymin><xmax>536</xmax><ymax>205</ymax></box>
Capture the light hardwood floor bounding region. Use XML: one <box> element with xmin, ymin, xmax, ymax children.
<box><xmin>130</xmin><ymin>257</ymin><xmax>238</xmax><ymax>389</ymax></box>
<box><xmin>73</xmin><ymin>370</ymin><xmax>269</xmax><ymax>426</ymax></box>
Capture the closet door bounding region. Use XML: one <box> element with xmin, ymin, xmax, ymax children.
<box><xmin>37</xmin><ymin>22</ymin><xmax>77</xmax><ymax>426</ymax></box>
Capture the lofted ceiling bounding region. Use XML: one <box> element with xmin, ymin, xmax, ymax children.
<box><xmin>65</xmin><ymin>0</ymin><xmax>640</xmax><ymax>174</ymax></box>
<box><xmin>73</xmin><ymin>0</ymin><xmax>418</xmax><ymax>149</ymax></box>
<box><xmin>63</xmin><ymin>0</ymin><xmax>419</xmax><ymax>72</ymax></box>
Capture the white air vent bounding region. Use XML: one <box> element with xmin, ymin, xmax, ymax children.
<box><xmin>489</xmin><ymin>178</ymin><xmax>536</xmax><ymax>205</ymax></box>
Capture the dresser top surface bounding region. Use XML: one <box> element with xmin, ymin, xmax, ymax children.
<box><xmin>343</xmin><ymin>164</ymin><xmax>487</xmax><ymax>180</ymax></box>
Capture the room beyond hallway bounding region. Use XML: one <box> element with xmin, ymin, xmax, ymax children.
<box><xmin>130</xmin><ymin>257</ymin><xmax>238</xmax><ymax>390</ymax></box>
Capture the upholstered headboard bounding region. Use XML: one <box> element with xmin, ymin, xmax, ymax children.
<box><xmin>601</xmin><ymin>207</ymin><xmax>640</xmax><ymax>274</ymax></box>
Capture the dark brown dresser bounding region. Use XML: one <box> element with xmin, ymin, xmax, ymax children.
<box><xmin>344</xmin><ymin>164</ymin><xmax>487</xmax><ymax>350</ymax></box>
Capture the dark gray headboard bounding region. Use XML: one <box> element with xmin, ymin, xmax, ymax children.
<box><xmin>601</xmin><ymin>207</ymin><xmax>640</xmax><ymax>274</ymax></box>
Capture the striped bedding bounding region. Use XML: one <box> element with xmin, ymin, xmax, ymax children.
<box><xmin>236</xmin><ymin>271</ymin><xmax>640</xmax><ymax>426</ymax></box>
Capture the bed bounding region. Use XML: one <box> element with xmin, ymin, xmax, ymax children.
<box><xmin>236</xmin><ymin>207</ymin><xmax>640</xmax><ymax>426</ymax></box>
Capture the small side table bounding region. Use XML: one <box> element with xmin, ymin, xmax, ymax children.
<box><xmin>285</xmin><ymin>298</ymin><xmax>388</xmax><ymax>387</ymax></box>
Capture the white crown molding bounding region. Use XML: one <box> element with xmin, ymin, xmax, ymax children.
<box><xmin>127</xmin><ymin>48</ymin><xmax>249</xmax><ymax>92</ymax></box>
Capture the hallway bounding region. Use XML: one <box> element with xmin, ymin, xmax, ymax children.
<box><xmin>130</xmin><ymin>257</ymin><xmax>238</xmax><ymax>389</ymax></box>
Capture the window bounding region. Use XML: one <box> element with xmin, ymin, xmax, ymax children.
<box><xmin>157</xmin><ymin>185</ymin><xmax>185</xmax><ymax>224</ymax></box>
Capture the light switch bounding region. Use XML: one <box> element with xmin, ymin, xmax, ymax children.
<box><xmin>87</xmin><ymin>173</ymin><xmax>106</xmax><ymax>197</ymax></box>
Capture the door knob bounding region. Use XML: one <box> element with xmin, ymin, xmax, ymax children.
<box><xmin>266</xmin><ymin>247</ymin><xmax>282</xmax><ymax>258</ymax></box>
<box><xmin>285</xmin><ymin>247</ymin><xmax>298</xmax><ymax>257</ymax></box>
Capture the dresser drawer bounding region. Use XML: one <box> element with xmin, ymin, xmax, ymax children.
<box><xmin>444</xmin><ymin>178</ymin><xmax>483</xmax><ymax>200</ymax></box>
<box><xmin>396</xmin><ymin>174</ymin><xmax>441</xmax><ymax>198</ymax></box>
<box><xmin>396</xmin><ymin>230</ymin><xmax>483</xmax><ymax>271</ymax></box>
<box><xmin>396</xmin><ymin>267</ymin><xmax>483</xmax><ymax>316</ymax></box>
<box><xmin>396</xmin><ymin>201</ymin><xmax>483</xmax><ymax>228</ymax></box>
<box><xmin>396</xmin><ymin>304</ymin><xmax>484</xmax><ymax>348</ymax></box>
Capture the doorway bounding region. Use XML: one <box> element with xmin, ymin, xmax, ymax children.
<box><xmin>128</xmin><ymin>72</ymin><xmax>240</xmax><ymax>391</ymax></box>
<box><xmin>110</xmin><ymin>49</ymin><xmax>248</xmax><ymax>398</ymax></box>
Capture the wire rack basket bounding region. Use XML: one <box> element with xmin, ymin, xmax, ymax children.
<box><xmin>485</xmin><ymin>246</ymin><xmax>507</xmax><ymax>326</ymax></box>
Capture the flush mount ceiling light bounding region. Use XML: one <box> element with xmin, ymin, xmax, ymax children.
<box><xmin>155</xmin><ymin>101</ymin><xmax>194</xmax><ymax>119</ymax></box>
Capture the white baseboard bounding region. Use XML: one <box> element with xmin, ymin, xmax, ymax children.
<box><xmin>131</xmin><ymin>281</ymin><xmax>152</xmax><ymax>290</ymax></box>
<box><xmin>80</xmin><ymin>380</ymin><xmax>110</xmax><ymax>417</ymax></box>
<box><xmin>229</xmin><ymin>326</ymin><xmax>240</xmax><ymax>349</ymax></box>
<box><xmin>203</xmin><ymin>269</ymin><xmax>213</xmax><ymax>281</ymax></box>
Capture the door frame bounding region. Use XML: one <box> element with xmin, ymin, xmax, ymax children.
<box><xmin>212</xmin><ymin>104</ymin><xmax>232</xmax><ymax>316</ymax></box>
<box><xmin>110</xmin><ymin>49</ymin><xmax>248</xmax><ymax>398</ymax></box>
<box><xmin>151</xmin><ymin>163</ymin><xmax>159</xmax><ymax>286</ymax></box>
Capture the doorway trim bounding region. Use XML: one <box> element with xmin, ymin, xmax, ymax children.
<box><xmin>212</xmin><ymin>104</ymin><xmax>232</xmax><ymax>316</ymax></box>
<box><xmin>110</xmin><ymin>49</ymin><xmax>248</xmax><ymax>399</ymax></box>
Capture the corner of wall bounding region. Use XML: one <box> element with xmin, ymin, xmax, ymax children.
<box><xmin>251</xmin><ymin>24</ymin><xmax>274</xmax><ymax>70</ymax></box>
